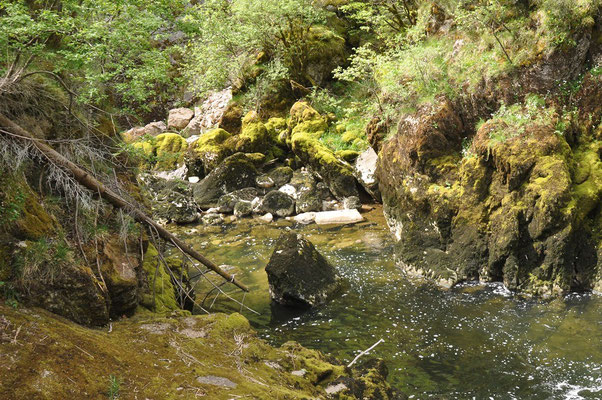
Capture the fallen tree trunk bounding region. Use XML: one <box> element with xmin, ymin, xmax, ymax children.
<box><xmin>0</xmin><ymin>113</ymin><xmax>249</xmax><ymax>292</ymax></box>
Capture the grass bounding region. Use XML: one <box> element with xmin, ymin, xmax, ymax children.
<box><xmin>108</xmin><ymin>375</ymin><xmax>122</xmax><ymax>399</ymax></box>
<box><xmin>486</xmin><ymin>94</ymin><xmax>556</xmax><ymax>143</ymax></box>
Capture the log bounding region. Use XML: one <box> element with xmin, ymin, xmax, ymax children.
<box><xmin>0</xmin><ymin>113</ymin><xmax>249</xmax><ymax>292</ymax></box>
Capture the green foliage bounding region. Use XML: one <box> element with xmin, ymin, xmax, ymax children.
<box><xmin>1</xmin><ymin>0</ymin><xmax>190</xmax><ymax>116</ymax></box>
<box><xmin>0</xmin><ymin>185</ymin><xmax>26</xmax><ymax>226</ymax></box>
<box><xmin>487</xmin><ymin>94</ymin><xmax>556</xmax><ymax>143</ymax></box>
<box><xmin>107</xmin><ymin>375</ymin><xmax>122</xmax><ymax>399</ymax></box>
<box><xmin>334</xmin><ymin>0</ymin><xmax>602</xmax><ymax>115</ymax></box>
<box><xmin>0</xmin><ymin>281</ymin><xmax>19</xmax><ymax>308</ymax></box>
<box><xmin>182</xmin><ymin>0</ymin><xmax>330</xmax><ymax>101</ymax></box>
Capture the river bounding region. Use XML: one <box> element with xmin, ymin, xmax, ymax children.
<box><xmin>175</xmin><ymin>206</ymin><xmax>602</xmax><ymax>399</ymax></box>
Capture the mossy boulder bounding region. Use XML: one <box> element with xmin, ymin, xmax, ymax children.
<box><xmin>21</xmin><ymin>252</ymin><xmax>110</xmax><ymax>326</ymax></box>
<box><xmin>288</xmin><ymin>101</ymin><xmax>359</xmax><ymax>200</ymax></box>
<box><xmin>187</xmin><ymin>128</ymin><xmax>234</xmax><ymax>175</ymax></box>
<box><xmin>0</xmin><ymin>175</ymin><xmax>58</xmax><ymax>241</ymax></box>
<box><xmin>192</xmin><ymin>153</ymin><xmax>260</xmax><ymax>209</ymax></box>
<box><xmin>132</xmin><ymin>133</ymin><xmax>187</xmax><ymax>171</ymax></box>
<box><xmin>154</xmin><ymin>133</ymin><xmax>187</xmax><ymax>170</ymax></box>
<box><xmin>265</xmin><ymin>230</ymin><xmax>343</xmax><ymax>307</ymax></box>
<box><xmin>138</xmin><ymin>243</ymin><xmax>182</xmax><ymax>314</ymax></box>
<box><xmin>217</xmin><ymin>187</ymin><xmax>259</xmax><ymax>213</ymax></box>
<box><xmin>268</xmin><ymin>166</ymin><xmax>294</xmax><ymax>187</ymax></box>
<box><xmin>218</xmin><ymin>101</ymin><xmax>244</xmax><ymax>135</ymax></box>
<box><xmin>304</xmin><ymin>26</ymin><xmax>347</xmax><ymax>86</ymax></box>
<box><xmin>378</xmin><ymin>98</ymin><xmax>602</xmax><ymax>295</ymax></box>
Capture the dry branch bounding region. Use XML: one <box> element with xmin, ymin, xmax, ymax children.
<box><xmin>0</xmin><ymin>113</ymin><xmax>249</xmax><ymax>292</ymax></box>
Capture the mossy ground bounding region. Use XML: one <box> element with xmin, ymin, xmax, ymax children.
<box><xmin>0</xmin><ymin>304</ymin><xmax>355</xmax><ymax>400</ymax></box>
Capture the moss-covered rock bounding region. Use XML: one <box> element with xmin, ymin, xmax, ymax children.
<box><xmin>187</xmin><ymin>128</ymin><xmax>234</xmax><ymax>175</ymax></box>
<box><xmin>378</xmin><ymin>97</ymin><xmax>602</xmax><ymax>295</ymax></box>
<box><xmin>138</xmin><ymin>243</ymin><xmax>181</xmax><ymax>314</ymax></box>
<box><xmin>265</xmin><ymin>230</ymin><xmax>344</xmax><ymax>307</ymax></box>
<box><xmin>288</xmin><ymin>101</ymin><xmax>359</xmax><ymax>199</ymax></box>
<box><xmin>101</xmin><ymin>237</ymin><xmax>139</xmax><ymax>318</ymax></box>
<box><xmin>154</xmin><ymin>132</ymin><xmax>188</xmax><ymax>170</ymax></box>
<box><xmin>218</xmin><ymin>101</ymin><xmax>244</xmax><ymax>135</ymax></box>
<box><xmin>131</xmin><ymin>133</ymin><xmax>187</xmax><ymax>171</ymax></box>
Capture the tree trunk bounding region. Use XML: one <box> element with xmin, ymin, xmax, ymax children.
<box><xmin>0</xmin><ymin>113</ymin><xmax>249</xmax><ymax>292</ymax></box>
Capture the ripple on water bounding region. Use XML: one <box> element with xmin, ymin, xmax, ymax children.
<box><xmin>174</xmin><ymin>207</ymin><xmax>602</xmax><ymax>399</ymax></box>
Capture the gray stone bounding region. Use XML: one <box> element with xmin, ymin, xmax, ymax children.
<box><xmin>192</xmin><ymin>153</ymin><xmax>258</xmax><ymax>209</ymax></box>
<box><xmin>196</xmin><ymin>375</ymin><xmax>237</xmax><ymax>389</ymax></box>
<box><xmin>260</xmin><ymin>191</ymin><xmax>295</xmax><ymax>218</ymax></box>
<box><xmin>234</xmin><ymin>200</ymin><xmax>253</xmax><ymax>217</ymax></box>
<box><xmin>268</xmin><ymin>166</ymin><xmax>294</xmax><ymax>187</ymax></box>
<box><xmin>256</xmin><ymin>175</ymin><xmax>275</xmax><ymax>189</ymax></box>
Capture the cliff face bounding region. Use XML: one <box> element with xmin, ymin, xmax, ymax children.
<box><xmin>377</xmin><ymin>36</ymin><xmax>602</xmax><ymax>295</ymax></box>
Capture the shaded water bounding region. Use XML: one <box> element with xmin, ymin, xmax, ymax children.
<box><xmin>176</xmin><ymin>207</ymin><xmax>602</xmax><ymax>399</ymax></box>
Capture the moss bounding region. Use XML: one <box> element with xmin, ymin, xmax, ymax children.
<box><xmin>566</xmin><ymin>142</ymin><xmax>602</xmax><ymax>222</ymax></box>
<box><xmin>0</xmin><ymin>304</ymin><xmax>361</xmax><ymax>399</ymax></box>
<box><xmin>154</xmin><ymin>133</ymin><xmax>187</xmax><ymax>170</ymax></box>
<box><xmin>140</xmin><ymin>243</ymin><xmax>179</xmax><ymax>314</ymax></box>
<box><xmin>342</xmin><ymin>130</ymin><xmax>361</xmax><ymax>143</ymax></box>
<box><xmin>189</xmin><ymin>128</ymin><xmax>235</xmax><ymax>173</ymax></box>
<box><xmin>266</xmin><ymin>117</ymin><xmax>287</xmax><ymax>137</ymax></box>
<box><xmin>0</xmin><ymin>245</ymin><xmax>13</xmax><ymax>281</ymax></box>
<box><xmin>335</xmin><ymin>149</ymin><xmax>360</xmax><ymax>163</ymax></box>
<box><xmin>0</xmin><ymin>176</ymin><xmax>57</xmax><ymax>241</ymax></box>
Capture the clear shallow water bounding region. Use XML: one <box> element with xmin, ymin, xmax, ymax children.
<box><xmin>175</xmin><ymin>207</ymin><xmax>602</xmax><ymax>399</ymax></box>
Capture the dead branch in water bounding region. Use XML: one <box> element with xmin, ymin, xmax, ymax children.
<box><xmin>347</xmin><ymin>338</ymin><xmax>385</xmax><ymax>368</ymax></box>
<box><xmin>0</xmin><ymin>113</ymin><xmax>249</xmax><ymax>292</ymax></box>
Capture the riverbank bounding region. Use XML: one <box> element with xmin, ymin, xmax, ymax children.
<box><xmin>0</xmin><ymin>303</ymin><xmax>399</xmax><ymax>399</ymax></box>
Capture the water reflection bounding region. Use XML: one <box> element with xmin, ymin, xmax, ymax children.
<box><xmin>174</xmin><ymin>207</ymin><xmax>602</xmax><ymax>399</ymax></box>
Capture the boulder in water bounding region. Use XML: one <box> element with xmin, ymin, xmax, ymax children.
<box><xmin>265</xmin><ymin>230</ymin><xmax>343</xmax><ymax>307</ymax></box>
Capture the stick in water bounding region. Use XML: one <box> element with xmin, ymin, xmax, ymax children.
<box><xmin>347</xmin><ymin>338</ymin><xmax>385</xmax><ymax>368</ymax></box>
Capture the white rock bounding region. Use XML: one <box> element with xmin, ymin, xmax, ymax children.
<box><xmin>354</xmin><ymin>147</ymin><xmax>378</xmax><ymax>186</ymax></box>
<box><xmin>186</xmin><ymin>135</ymin><xmax>200</xmax><ymax>144</ymax></box>
<box><xmin>168</xmin><ymin>107</ymin><xmax>194</xmax><ymax>130</ymax></box>
<box><xmin>184</xmin><ymin>88</ymin><xmax>233</xmax><ymax>135</ymax></box>
<box><xmin>258</xmin><ymin>213</ymin><xmax>273</xmax><ymax>223</ymax></box>
<box><xmin>314</xmin><ymin>209</ymin><xmax>363</xmax><ymax>225</ymax></box>
<box><xmin>325</xmin><ymin>383</ymin><xmax>348</xmax><ymax>395</ymax></box>
<box><xmin>279</xmin><ymin>184</ymin><xmax>297</xmax><ymax>199</ymax></box>
<box><xmin>188</xmin><ymin>176</ymin><xmax>200</xmax><ymax>183</ymax></box>
<box><xmin>153</xmin><ymin>164</ymin><xmax>188</xmax><ymax>180</ymax></box>
<box><xmin>292</xmin><ymin>212</ymin><xmax>316</xmax><ymax>224</ymax></box>
<box><xmin>144</xmin><ymin>121</ymin><xmax>167</xmax><ymax>136</ymax></box>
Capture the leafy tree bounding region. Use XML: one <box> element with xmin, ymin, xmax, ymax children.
<box><xmin>182</xmin><ymin>0</ymin><xmax>329</xmax><ymax>100</ymax></box>
<box><xmin>0</xmin><ymin>0</ymin><xmax>189</xmax><ymax>118</ymax></box>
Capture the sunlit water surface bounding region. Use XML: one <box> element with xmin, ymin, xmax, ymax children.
<box><xmin>174</xmin><ymin>207</ymin><xmax>602</xmax><ymax>399</ymax></box>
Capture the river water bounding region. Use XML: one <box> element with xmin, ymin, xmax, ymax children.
<box><xmin>177</xmin><ymin>207</ymin><xmax>602</xmax><ymax>399</ymax></box>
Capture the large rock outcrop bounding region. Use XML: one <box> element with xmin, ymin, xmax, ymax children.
<box><xmin>378</xmin><ymin>92</ymin><xmax>602</xmax><ymax>295</ymax></box>
<box><xmin>265</xmin><ymin>230</ymin><xmax>343</xmax><ymax>307</ymax></box>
